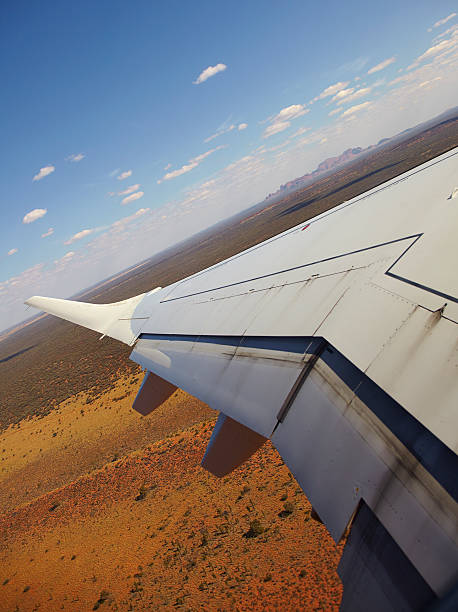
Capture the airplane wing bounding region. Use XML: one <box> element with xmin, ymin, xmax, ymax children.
<box><xmin>26</xmin><ymin>148</ymin><xmax>458</xmax><ymax>611</ymax></box>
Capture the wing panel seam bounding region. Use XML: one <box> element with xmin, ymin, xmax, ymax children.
<box><xmin>160</xmin><ymin>234</ymin><xmax>420</xmax><ymax>303</ymax></box>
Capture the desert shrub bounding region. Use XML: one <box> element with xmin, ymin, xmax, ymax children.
<box><xmin>93</xmin><ymin>590</ymin><xmax>111</xmax><ymax>610</ymax></box>
<box><xmin>278</xmin><ymin>501</ymin><xmax>294</xmax><ymax>518</ymax></box>
<box><xmin>200</xmin><ymin>532</ymin><xmax>208</xmax><ymax>547</ymax></box>
<box><xmin>135</xmin><ymin>483</ymin><xmax>147</xmax><ymax>501</ymax></box>
<box><xmin>243</xmin><ymin>519</ymin><xmax>264</xmax><ymax>538</ymax></box>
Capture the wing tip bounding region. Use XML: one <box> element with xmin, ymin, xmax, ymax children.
<box><xmin>24</xmin><ymin>295</ymin><xmax>50</xmax><ymax>310</ymax></box>
<box><xmin>24</xmin><ymin>295</ymin><xmax>42</xmax><ymax>307</ymax></box>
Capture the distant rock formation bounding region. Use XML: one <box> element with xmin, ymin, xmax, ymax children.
<box><xmin>265</xmin><ymin>147</ymin><xmax>366</xmax><ymax>200</ymax></box>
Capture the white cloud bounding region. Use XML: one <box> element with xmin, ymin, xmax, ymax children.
<box><xmin>337</xmin><ymin>87</ymin><xmax>372</xmax><ymax>105</ymax></box>
<box><xmin>64</xmin><ymin>229</ymin><xmax>94</xmax><ymax>245</ymax></box>
<box><xmin>121</xmin><ymin>191</ymin><xmax>144</xmax><ymax>205</ymax></box>
<box><xmin>431</xmin><ymin>13</ymin><xmax>456</xmax><ymax>30</ymax></box>
<box><xmin>313</xmin><ymin>81</ymin><xmax>350</xmax><ymax>101</ymax></box>
<box><xmin>174</xmin><ymin>152</ymin><xmax>267</xmax><ymax>216</ymax></box>
<box><xmin>433</xmin><ymin>24</ymin><xmax>458</xmax><ymax>40</ymax></box>
<box><xmin>157</xmin><ymin>145</ymin><xmax>225</xmax><ymax>183</ymax></box>
<box><xmin>109</xmin><ymin>168</ymin><xmax>120</xmax><ymax>177</ymax></box>
<box><xmin>331</xmin><ymin>88</ymin><xmax>355</xmax><ymax>102</ymax></box>
<box><xmin>263</xmin><ymin>104</ymin><xmax>309</xmax><ymax>138</ymax></box>
<box><xmin>66</xmin><ymin>153</ymin><xmax>85</xmax><ymax>162</ymax></box>
<box><xmin>205</xmin><ymin>121</ymin><xmax>248</xmax><ymax>142</ymax></box>
<box><xmin>338</xmin><ymin>56</ymin><xmax>369</xmax><ymax>73</ymax></box>
<box><xmin>160</xmin><ymin>165</ymin><xmax>193</xmax><ymax>182</ymax></box>
<box><xmin>54</xmin><ymin>251</ymin><xmax>75</xmax><ymax>265</ymax></box>
<box><xmin>417</xmin><ymin>76</ymin><xmax>442</xmax><ymax>88</ymax></box>
<box><xmin>205</xmin><ymin>124</ymin><xmax>235</xmax><ymax>143</ymax></box>
<box><xmin>2</xmin><ymin>262</ymin><xmax>44</xmax><ymax>295</ymax></box>
<box><xmin>7</xmin><ymin>248</ymin><xmax>18</xmax><ymax>256</ymax></box>
<box><xmin>193</xmin><ymin>63</ymin><xmax>227</xmax><ymax>85</ymax></box>
<box><xmin>341</xmin><ymin>101</ymin><xmax>371</xmax><ymax>117</ymax></box>
<box><xmin>118</xmin><ymin>183</ymin><xmax>141</xmax><ymax>196</ymax></box>
<box><xmin>41</xmin><ymin>227</ymin><xmax>54</xmax><ymax>238</ymax></box>
<box><xmin>329</xmin><ymin>108</ymin><xmax>342</xmax><ymax>116</ymax></box>
<box><xmin>23</xmin><ymin>208</ymin><xmax>47</xmax><ymax>224</ymax></box>
<box><xmin>290</xmin><ymin>126</ymin><xmax>309</xmax><ymax>138</ymax></box>
<box><xmin>54</xmin><ymin>251</ymin><xmax>75</xmax><ymax>267</ymax></box>
<box><xmin>263</xmin><ymin>121</ymin><xmax>291</xmax><ymax>138</ymax></box>
<box><xmin>32</xmin><ymin>165</ymin><xmax>55</xmax><ymax>181</ymax></box>
<box><xmin>388</xmin><ymin>74</ymin><xmax>408</xmax><ymax>87</ymax></box>
<box><xmin>112</xmin><ymin>208</ymin><xmax>150</xmax><ymax>227</ymax></box>
<box><xmin>164</xmin><ymin>163</ymin><xmax>172</xmax><ymax>171</ymax></box>
<box><xmin>367</xmin><ymin>57</ymin><xmax>396</xmax><ymax>74</ymax></box>
<box><xmin>117</xmin><ymin>170</ymin><xmax>132</xmax><ymax>180</ymax></box>
<box><xmin>386</xmin><ymin>46</ymin><xmax>457</xmax><ymax>102</ymax></box>
<box><xmin>407</xmin><ymin>36</ymin><xmax>457</xmax><ymax>70</ymax></box>
<box><xmin>276</xmin><ymin>104</ymin><xmax>308</xmax><ymax>121</ymax></box>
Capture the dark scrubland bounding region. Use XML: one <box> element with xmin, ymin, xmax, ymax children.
<box><xmin>0</xmin><ymin>113</ymin><xmax>457</xmax><ymax>430</ymax></box>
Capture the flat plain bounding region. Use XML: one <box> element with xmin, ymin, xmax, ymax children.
<box><xmin>0</xmin><ymin>113</ymin><xmax>456</xmax><ymax>610</ymax></box>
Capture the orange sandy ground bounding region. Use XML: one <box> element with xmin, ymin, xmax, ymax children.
<box><xmin>0</xmin><ymin>374</ymin><xmax>343</xmax><ymax>611</ymax></box>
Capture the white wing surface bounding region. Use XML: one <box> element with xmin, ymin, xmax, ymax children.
<box><xmin>26</xmin><ymin>149</ymin><xmax>458</xmax><ymax>611</ymax></box>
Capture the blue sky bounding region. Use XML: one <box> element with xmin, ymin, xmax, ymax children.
<box><xmin>1</xmin><ymin>1</ymin><xmax>457</xmax><ymax>332</ymax></box>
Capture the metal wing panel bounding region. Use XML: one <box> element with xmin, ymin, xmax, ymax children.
<box><xmin>271</xmin><ymin>353</ymin><xmax>458</xmax><ymax>598</ymax></box>
<box><xmin>337</xmin><ymin>502</ymin><xmax>437</xmax><ymax>612</ymax></box>
<box><xmin>139</xmin><ymin>240</ymin><xmax>409</xmax><ymax>338</ymax></box>
<box><xmin>385</xmin><ymin>206</ymin><xmax>458</xmax><ymax>309</ymax></box>
<box><xmin>314</xmin><ymin>271</ymin><xmax>417</xmax><ymax>369</ymax></box>
<box><xmin>366</xmin><ymin>307</ymin><xmax>458</xmax><ymax>452</ymax></box>
<box><xmin>130</xmin><ymin>336</ymin><xmax>309</xmax><ymax>438</ymax></box>
<box><xmin>158</xmin><ymin>150</ymin><xmax>457</xmax><ymax>305</ymax></box>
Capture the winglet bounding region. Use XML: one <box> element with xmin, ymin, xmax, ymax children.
<box><xmin>25</xmin><ymin>290</ymin><xmax>159</xmax><ymax>345</ymax></box>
